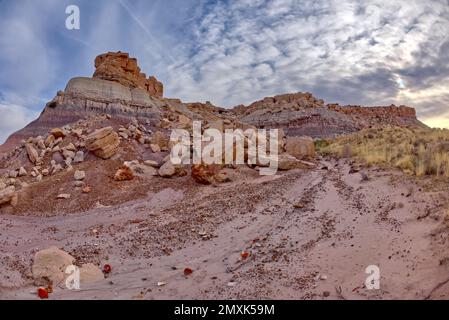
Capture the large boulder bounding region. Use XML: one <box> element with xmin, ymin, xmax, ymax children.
<box><xmin>285</xmin><ymin>136</ymin><xmax>316</xmax><ymax>160</ymax></box>
<box><xmin>25</xmin><ymin>143</ymin><xmax>39</xmax><ymax>164</ymax></box>
<box><xmin>85</xmin><ymin>127</ymin><xmax>120</xmax><ymax>159</ymax></box>
<box><xmin>32</xmin><ymin>247</ymin><xmax>75</xmax><ymax>286</ymax></box>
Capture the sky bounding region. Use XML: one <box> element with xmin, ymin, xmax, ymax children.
<box><xmin>0</xmin><ymin>0</ymin><xmax>449</xmax><ymax>143</ymax></box>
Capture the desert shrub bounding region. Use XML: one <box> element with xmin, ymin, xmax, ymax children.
<box><xmin>320</xmin><ymin>126</ymin><xmax>449</xmax><ymax>178</ymax></box>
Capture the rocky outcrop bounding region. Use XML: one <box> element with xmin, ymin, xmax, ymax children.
<box><xmin>328</xmin><ymin>104</ymin><xmax>416</xmax><ymax>118</ymax></box>
<box><xmin>232</xmin><ymin>92</ymin><xmax>424</xmax><ymax>138</ymax></box>
<box><xmin>94</xmin><ymin>52</ymin><xmax>163</xmax><ymax>98</ymax></box>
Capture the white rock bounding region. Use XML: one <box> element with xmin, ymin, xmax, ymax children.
<box><xmin>158</xmin><ymin>161</ymin><xmax>176</xmax><ymax>177</ymax></box>
<box><xmin>74</xmin><ymin>170</ymin><xmax>85</xmax><ymax>181</ymax></box>
<box><xmin>73</xmin><ymin>151</ymin><xmax>84</xmax><ymax>163</ymax></box>
<box><xmin>32</xmin><ymin>247</ymin><xmax>75</xmax><ymax>286</ymax></box>
<box><xmin>18</xmin><ymin>167</ymin><xmax>27</xmax><ymax>177</ymax></box>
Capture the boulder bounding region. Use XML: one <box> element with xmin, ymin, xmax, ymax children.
<box><xmin>63</xmin><ymin>149</ymin><xmax>75</xmax><ymax>160</ymax></box>
<box><xmin>66</xmin><ymin>143</ymin><xmax>77</xmax><ymax>152</ymax></box>
<box><xmin>150</xmin><ymin>144</ymin><xmax>161</xmax><ymax>153</ymax></box>
<box><xmin>32</xmin><ymin>247</ymin><xmax>75</xmax><ymax>286</ymax></box>
<box><xmin>124</xmin><ymin>161</ymin><xmax>158</xmax><ymax>178</ymax></box>
<box><xmin>114</xmin><ymin>165</ymin><xmax>134</xmax><ymax>181</ymax></box>
<box><xmin>158</xmin><ymin>161</ymin><xmax>176</xmax><ymax>177</ymax></box>
<box><xmin>25</xmin><ymin>143</ymin><xmax>39</xmax><ymax>164</ymax></box>
<box><xmin>85</xmin><ymin>127</ymin><xmax>120</xmax><ymax>159</ymax></box>
<box><xmin>74</xmin><ymin>170</ymin><xmax>86</xmax><ymax>181</ymax></box>
<box><xmin>51</xmin><ymin>128</ymin><xmax>65</xmax><ymax>138</ymax></box>
<box><xmin>52</xmin><ymin>152</ymin><xmax>64</xmax><ymax>164</ymax></box>
<box><xmin>144</xmin><ymin>160</ymin><xmax>159</xmax><ymax>168</ymax></box>
<box><xmin>191</xmin><ymin>164</ymin><xmax>223</xmax><ymax>185</ymax></box>
<box><xmin>150</xmin><ymin>131</ymin><xmax>169</xmax><ymax>151</ymax></box>
<box><xmin>79</xmin><ymin>263</ymin><xmax>104</xmax><ymax>284</ymax></box>
<box><xmin>285</xmin><ymin>136</ymin><xmax>316</xmax><ymax>160</ymax></box>
<box><xmin>0</xmin><ymin>186</ymin><xmax>16</xmax><ymax>206</ymax></box>
<box><xmin>73</xmin><ymin>151</ymin><xmax>84</xmax><ymax>163</ymax></box>
<box><xmin>45</xmin><ymin>135</ymin><xmax>55</xmax><ymax>147</ymax></box>
<box><xmin>18</xmin><ymin>167</ymin><xmax>27</xmax><ymax>177</ymax></box>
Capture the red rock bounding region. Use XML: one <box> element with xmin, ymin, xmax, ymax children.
<box><xmin>37</xmin><ymin>287</ymin><xmax>49</xmax><ymax>299</ymax></box>
<box><xmin>93</xmin><ymin>52</ymin><xmax>163</xmax><ymax>98</ymax></box>
<box><xmin>103</xmin><ymin>264</ymin><xmax>112</xmax><ymax>274</ymax></box>
<box><xmin>191</xmin><ymin>164</ymin><xmax>223</xmax><ymax>185</ymax></box>
<box><xmin>183</xmin><ymin>268</ymin><xmax>193</xmax><ymax>276</ymax></box>
<box><xmin>114</xmin><ymin>165</ymin><xmax>134</xmax><ymax>181</ymax></box>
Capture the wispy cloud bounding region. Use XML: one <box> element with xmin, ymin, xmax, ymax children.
<box><xmin>0</xmin><ymin>0</ymin><xmax>449</xmax><ymax>144</ymax></box>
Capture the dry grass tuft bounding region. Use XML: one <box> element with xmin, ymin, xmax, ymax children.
<box><xmin>318</xmin><ymin>126</ymin><xmax>449</xmax><ymax>177</ymax></box>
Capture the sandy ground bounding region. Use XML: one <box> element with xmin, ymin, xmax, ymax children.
<box><xmin>1</xmin><ymin>158</ymin><xmax>449</xmax><ymax>300</ymax></box>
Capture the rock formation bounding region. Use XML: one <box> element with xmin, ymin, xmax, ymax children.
<box><xmin>0</xmin><ymin>51</ymin><xmax>425</xmax><ymax>158</ymax></box>
<box><xmin>94</xmin><ymin>52</ymin><xmax>163</xmax><ymax>98</ymax></box>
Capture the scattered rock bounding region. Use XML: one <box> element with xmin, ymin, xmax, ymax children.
<box><xmin>150</xmin><ymin>131</ymin><xmax>169</xmax><ymax>151</ymax></box>
<box><xmin>74</xmin><ymin>170</ymin><xmax>86</xmax><ymax>181</ymax></box>
<box><xmin>79</xmin><ymin>263</ymin><xmax>104</xmax><ymax>284</ymax></box>
<box><xmin>66</xmin><ymin>143</ymin><xmax>76</xmax><ymax>152</ymax></box>
<box><xmin>25</xmin><ymin>143</ymin><xmax>39</xmax><ymax>164</ymax></box>
<box><xmin>52</xmin><ymin>152</ymin><xmax>64</xmax><ymax>164</ymax></box>
<box><xmin>73</xmin><ymin>151</ymin><xmax>84</xmax><ymax>163</ymax></box>
<box><xmin>18</xmin><ymin>167</ymin><xmax>27</xmax><ymax>177</ymax></box>
<box><xmin>158</xmin><ymin>161</ymin><xmax>176</xmax><ymax>177</ymax></box>
<box><xmin>56</xmin><ymin>194</ymin><xmax>71</xmax><ymax>200</ymax></box>
<box><xmin>51</xmin><ymin>128</ymin><xmax>65</xmax><ymax>138</ymax></box>
<box><xmin>9</xmin><ymin>170</ymin><xmax>18</xmax><ymax>178</ymax></box>
<box><xmin>191</xmin><ymin>164</ymin><xmax>224</xmax><ymax>185</ymax></box>
<box><xmin>74</xmin><ymin>181</ymin><xmax>85</xmax><ymax>188</ymax></box>
<box><xmin>150</xmin><ymin>144</ymin><xmax>161</xmax><ymax>153</ymax></box>
<box><xmin>144</xmin><ymin>160</ymin><xmax>159</xmax><ymax>168</ymax></box>
<box><xmin>0</xmin><ymin>186</ymin><xmax>16</xmax><ymax>206</ymax></box>
<box><xmin>45</xmin><ymin>135</ymin><xmax>55</xmax><ymax>147</ymax></box>
<box><xmin>32</xmin><ymin>247</ymin><xmax>75</xmax><ymax>286</ymax></box>
<box><xmin>125</xmin><ymin>161</ymin><xmax>158</xmax><ymax>178</ymax></box>
<box><xmin>62</xmin><ymin>149</ymin><xmax>75</xmax><ymax>160</ymax></box>
<box><xmin>114</xmin><ymin>165</ymin><xmax>134</xmax><ymax>181</ymax></box>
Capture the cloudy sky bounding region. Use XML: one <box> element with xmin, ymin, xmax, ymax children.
<box><xmin>0</xmin><ymin>0</ymin><xmax>449</xmax><ymax>143</ymax></box>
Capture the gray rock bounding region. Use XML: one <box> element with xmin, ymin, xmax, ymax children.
<box><xmin>73</xmin><ymin>151</ymin><xmax>84</xmax><ymax>163</ymax></box>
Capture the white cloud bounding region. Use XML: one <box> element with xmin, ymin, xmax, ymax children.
<box><xmin>0</xmin><ymin>103</ymin><xmax>39</xmax><ymax>144</ymax></box>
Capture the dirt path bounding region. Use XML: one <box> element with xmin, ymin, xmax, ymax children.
<box><xmin>2</xmin><ymin>159</ymin><xmax>449</xmax><ymax>300</ymax></box>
